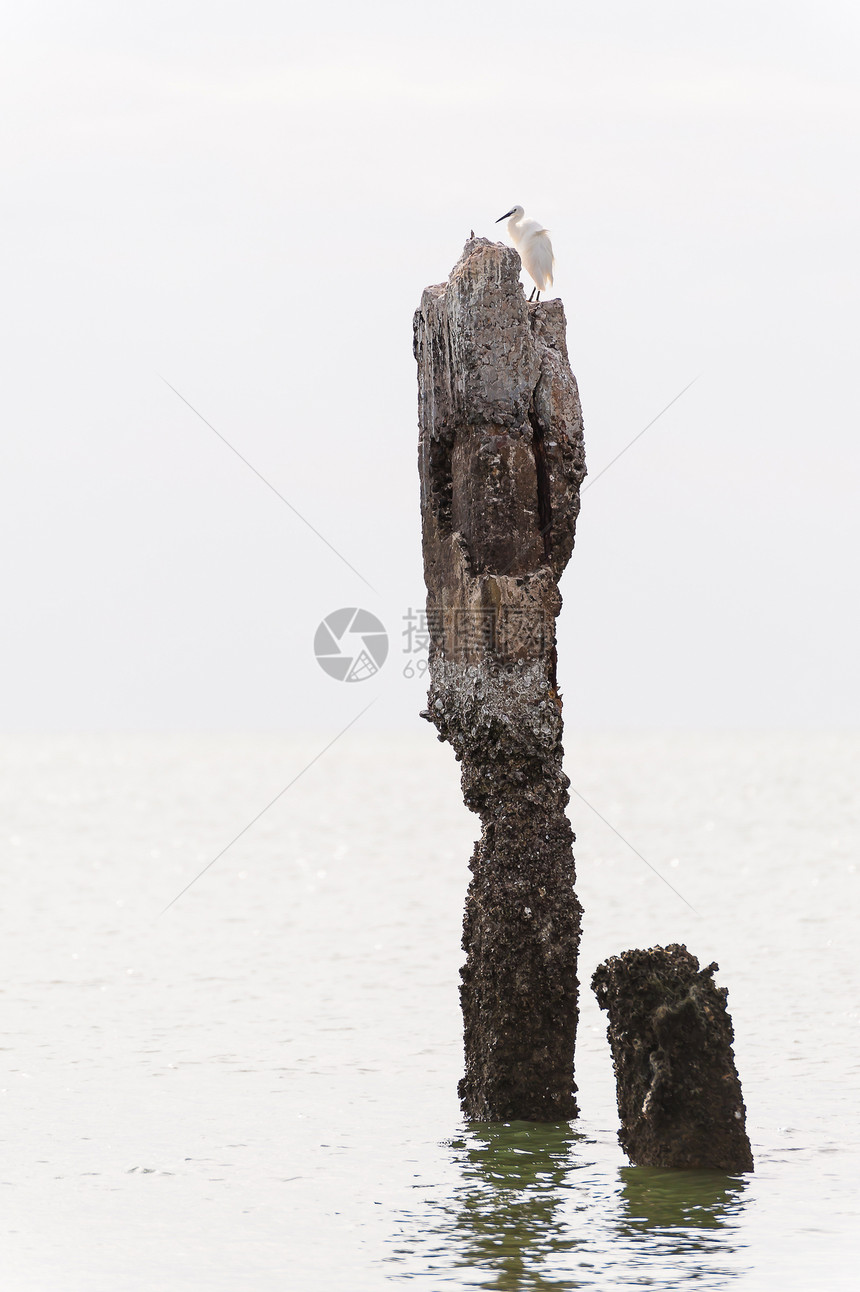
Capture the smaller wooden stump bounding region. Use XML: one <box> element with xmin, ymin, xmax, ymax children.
<box><xmin>592</xmin><ymin>944</ymin><xmax>754</xmax><ymax>1172</ymax></box>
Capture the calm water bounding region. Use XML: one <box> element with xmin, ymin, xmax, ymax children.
<box><xmin>1</xmin><ymin>731</ymin><xmax>858</xmax><ymax>1289</ymax></box>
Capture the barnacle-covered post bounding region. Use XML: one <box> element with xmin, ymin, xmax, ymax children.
<box><xmin>414</xmin><ymin>237</ymin><xmax>587</xmax><ymax>1120</ymax></box>
<box><xmin>592</xmin><ymin>944</ymin><xmax>755</xmax><ymax>1170</ymax></box>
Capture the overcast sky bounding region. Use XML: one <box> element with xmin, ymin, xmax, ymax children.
<box><xmin>2</xmin><ymin>0</ymin><xmax>858</xmax><ymax>731</ymax></box>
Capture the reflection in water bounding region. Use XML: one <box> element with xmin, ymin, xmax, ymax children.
<box><xmin>388</xmin><ymin>1125</ymin><xmax>751</xmax><ymax>1289</ymax></box>
<box><xmin>397</xmin><ymin>1122</ymin><xmax>590</xmax><ymax>1291</ymax></box>
<box><xmin>615</xmin><ymin>1165</ymin><xmax>750</xmax><ymax>1278</ymax></box>
<box><xmin>445</xmin><ymin>1123</ymin><xmax>586</xmax><ymax>1290</ymax></box>
<box><xmin>618</xmin><ymin>1165</ymin><xmax>748</xmax><ymax>1236</ymax></box>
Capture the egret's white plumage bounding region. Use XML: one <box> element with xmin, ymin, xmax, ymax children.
<box><xmin>495</xmin><ymin>205</ymin><xmax>554</xmax><ymax>300</ymax></box>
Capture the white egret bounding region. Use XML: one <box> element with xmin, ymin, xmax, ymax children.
<box><xmin>495</xmin><ymin>205</ymin><xmax>554</xmax><ymax>301</ymax></box>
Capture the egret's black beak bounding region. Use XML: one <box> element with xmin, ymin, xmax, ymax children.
<box><xmin>496</xmin><ymin>209</ymin><xmax>516</xmax><ymax>222</ymax></box>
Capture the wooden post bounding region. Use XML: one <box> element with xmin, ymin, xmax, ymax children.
<box><xmin>414</xmin><ymin>237</ymin><xmax>587</xmax><ymax>1120</ymax></box>
<box><xmin>593</xmin><ymin>944</ymin><xmax>754</xmax><ymax>1170</ymax></box>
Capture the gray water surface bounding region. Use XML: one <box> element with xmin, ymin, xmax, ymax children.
<box><xmin>1</xmin><ymin>731</ymin><xmax>858</xmax><ymax>1289</ymax></box>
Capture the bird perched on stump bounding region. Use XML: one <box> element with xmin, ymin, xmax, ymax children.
<box><xmin>496</xmin><ymin>205</ymin><xmax>554</xmax><ymax>301</ymax></box>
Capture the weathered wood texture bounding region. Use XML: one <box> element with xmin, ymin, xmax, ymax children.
<box><xmin>414</xmin><ymin>237</ymin><xmax>587</xmax><ymax>1120</ymax></box>
<box><xmin>592</xmin><ymin>944</ymin><xmax>754</xmax><ymax>1171</ymax></box>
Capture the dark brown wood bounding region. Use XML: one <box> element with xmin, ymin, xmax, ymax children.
<box><xmin>414</xmin><ymin>237</ymin><xmax>587</xmax><ymax>1120</ymax></box>
<box><xmin>592</xmin><ymin>944</ymin><xmax>754</xmax><ymax>1171</ymax></box>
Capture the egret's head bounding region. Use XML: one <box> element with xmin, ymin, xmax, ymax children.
<box><xmin>495</xmin><ymin>205</ymin><xmax>523</xmax><ymax>223</ymax></box>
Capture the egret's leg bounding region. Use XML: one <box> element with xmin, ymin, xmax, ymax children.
<box><xmin>528</xmin><ymin>287</ymin><xmax>536</xmax><ymax>302</ymax></box>
<box><xmin>536</xmin><ymin>292</ymin><xmax>541</xmax><ymax>303</ymax></box>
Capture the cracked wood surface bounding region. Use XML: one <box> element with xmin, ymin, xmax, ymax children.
<box><xmin>415</xmin><ymin>237</ymin><xmax>586</xmax><ymax>1120</ymax></box>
